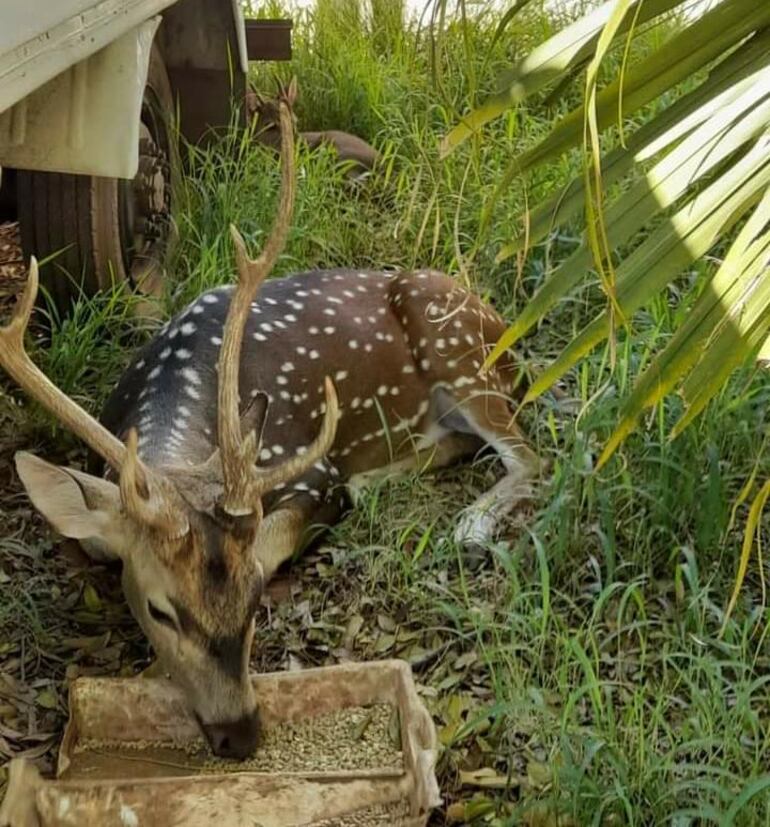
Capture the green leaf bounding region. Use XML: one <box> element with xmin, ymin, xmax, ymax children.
<box><xmin>521</xmin><ymin>137</ymin><xmax>770</xmax><ymax>399</ymax></box>
<box><xmin>600</xmin><ymin>188</ymin><xmax>770</xmax><ymax>465</ymax></box>
<box><xmin>721</xmin><ymin>479</ymin><xmax>770</xmax><ymax>636</ymax></box>
<box><xmin>440</xmin><ymin>0</ymin><xmax>683</xmax><ymax>156</ymax></box>
<box><xmin>487</xmin><ymin>87</ymin><xmax>770</xmax><ymax>367</ymax></box>
<box><xmin>36</xmin><ymin>688</ymin><xmax>58</xmax><ymax>710</ymax></box>
<box><xmin>496</xmin><ymin>28</ymin><xmax>770</xmax><ymax>259</ymax></box>
<box><xmin>82</xmin><ymin>584</ymin><xmax>102</xmax><ymax>612</ymax></box>
<box><xmin>508</xmin><ymin>0</ymin><xmax>770</xmax><ymax>175</ymax></box>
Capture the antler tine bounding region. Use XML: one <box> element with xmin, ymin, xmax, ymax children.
<box><xmin>218</xmin><ymin>89</ymin><xmax>296</xmax><ymax>516</ymax></box>
<box><xmin>0</xmin><ymin>258</ymin><xmax>129</xmax><ymax>476</ymax></box>
<box><xmin>120</xmin><ymin>430</ymin><xmax>188</xmax><ymax>538</ymax></box>
<box><xmin>251</xmin><ymin>377</ymin><xmax>340</xmax><ymax>496</ymax></box>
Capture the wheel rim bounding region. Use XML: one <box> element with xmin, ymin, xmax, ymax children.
<box><xmin>118</xmin><ymin>87</ymin><xmax>174</xmax><ymax>296</ymax></box>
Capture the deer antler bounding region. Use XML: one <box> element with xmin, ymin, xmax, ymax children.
<box><xmin>216</xmin><ymin>79</ymin><xmax>339</xmax><ymax>517</ymax></box>
<box><xmin>0</xmin><ymin>260</ymin><xmax>187</xmax><ymax>538</ymax></box>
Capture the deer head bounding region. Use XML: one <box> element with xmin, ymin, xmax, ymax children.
<box><xmin>246</xmin><ymin>83</ymin><xmax>299</xmax><ymax>144</ymax></box>
<box><xmin>1</xmin><ymin>80</ymin><xmax>339</xmax><ymax>759</ymax></box>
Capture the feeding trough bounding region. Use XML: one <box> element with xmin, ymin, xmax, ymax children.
<box><xmin>0</xmin><ymin>660</ymin><xmax>440</xmax><ymax>826</ymax></box>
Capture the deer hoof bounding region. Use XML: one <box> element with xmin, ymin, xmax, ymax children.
<box><xmin>453</xmin><ymin>509</ymin><xmax>497</xmax><ymax>555</ymax></box>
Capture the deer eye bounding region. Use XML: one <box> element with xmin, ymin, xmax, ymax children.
<box><xmin>147</xmin><ymin>601</ymin><xmax>177</xmax><ymax>630</ymax></box>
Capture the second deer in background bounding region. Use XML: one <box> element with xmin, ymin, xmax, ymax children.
<box><xmin>247</xmin><ymin>87</ymin><xmax>381</xmax><ymax>180</ymax></box>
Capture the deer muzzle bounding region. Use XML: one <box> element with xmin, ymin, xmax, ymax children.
<box><xmin>198</xmin><ymin>708</ymin><xmax>262</xmax><ymax>760</ymax></box>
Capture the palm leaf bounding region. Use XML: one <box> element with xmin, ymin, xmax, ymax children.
<box><xmin>599</xmin><ymin>184</ymin><xmax>770</xmax><ymax>465</ymax></box>
<box><xmin>441</xmin><ymin>0</ymin><xmax>770</xmax><ymax>460</ymax></box>
<box><xmin>440</xmin><ymin>0</ymin><xmax>683</xmax><ymax>156</ymax></box>
<box><xmin>496</xmin><ymin>27</ymin><xmax>770</xmax><ymax>260</ymax></box>
<box><xmin>485</xmin><ymin>88</ymin><xmax>770</xmax><ymax>368</ymax></box>
<box><xmin>505</xmin><ymin>0</ymin><xmax>770</xmax><ymax>175</ymax></box>
<box><xmin>521</xmin><ymin>134</ymin><xmax>770</xmax><ymax>399</ymax></box>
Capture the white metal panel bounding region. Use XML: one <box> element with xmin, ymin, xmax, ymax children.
<box><xmin>0</xmin><ymin>0</ymin><xmax>178</xmax><ymax>114</ymax></box>
<box><xmin>0</xmin><ymin>1</ymin><xmax>103</xmax><ymax>56</ymax></box>
<box><xmin>232</xmin><ymin>0</ymin><xmax>248</xmax><ymax>75</ymax></box>
<box><xmin>0</xmin><ymin>19</ymin><xmax>159</xmax><ymax>179</ymax></box>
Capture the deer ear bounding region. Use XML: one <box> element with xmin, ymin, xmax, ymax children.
<box><xmin>15</xmin><ymin>452</ymin><xmax>133</xmax><ymax>556</ymax></box>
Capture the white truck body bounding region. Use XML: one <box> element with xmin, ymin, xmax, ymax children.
<box><xmin>0</xmin><ymin>0</ymin><xmax>249</xmax><ymax>179</ymax></box>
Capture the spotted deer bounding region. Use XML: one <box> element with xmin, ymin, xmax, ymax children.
<box><xmin>246</xmin><ymin>88</ymin><xmax>381</xmax><ymax>180</ymax></box>
<box><xmin>0</xmin><ymin>84</ymin><xmax>541</xmax><ymax>760</ymax></box>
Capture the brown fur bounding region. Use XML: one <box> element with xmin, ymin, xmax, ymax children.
<box><xmin>246</xmin><ymin>91</ymin><xmax>381</xmax><ymax>178</ymax></box>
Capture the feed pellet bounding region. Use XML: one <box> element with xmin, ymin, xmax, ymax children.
<box><xmin>72</xmin><ymin>703</ymin><xmax>403</xmax><ymax>776</ymax></box>
<box><xmin>311</xmin><ymin>800</ymin><xmax>411</xmax><ymax>825</ymax></box>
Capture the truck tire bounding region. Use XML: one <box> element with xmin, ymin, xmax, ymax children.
<box><xmin>16</xmin><ymin>43</ymin><xmax>177</xmax><ymax>317</ymax></box>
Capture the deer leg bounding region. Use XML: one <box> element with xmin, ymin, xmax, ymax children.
<box><xmin>258</xmin><ymin>467</ymin><xmax>347</xmax><ymax>580</ymax></box>
<box><xmin>443</xmin><ymin>392</ymin><xmax>542</xmax><ymax>556</ymax></box>
<box><xmin>346</xmin><ymin>431</ymin><xmax>483</xmax><ymax>505</ymax></box>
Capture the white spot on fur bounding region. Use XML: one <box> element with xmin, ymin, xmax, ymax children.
<box><xmin>181</xmin><ymin>368</ymin><xmax>201</xmax><ymax>385</ymax></box>
<box><xmin>119</xmin><ymin>805</ymin><xmax>138</xmax><ymax>827</ymax></box>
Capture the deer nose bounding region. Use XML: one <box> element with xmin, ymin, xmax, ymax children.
<box><xmin>200</xmin><ymin>711</ymin><xmax>261</xmax><ymax>760</ymax></box>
